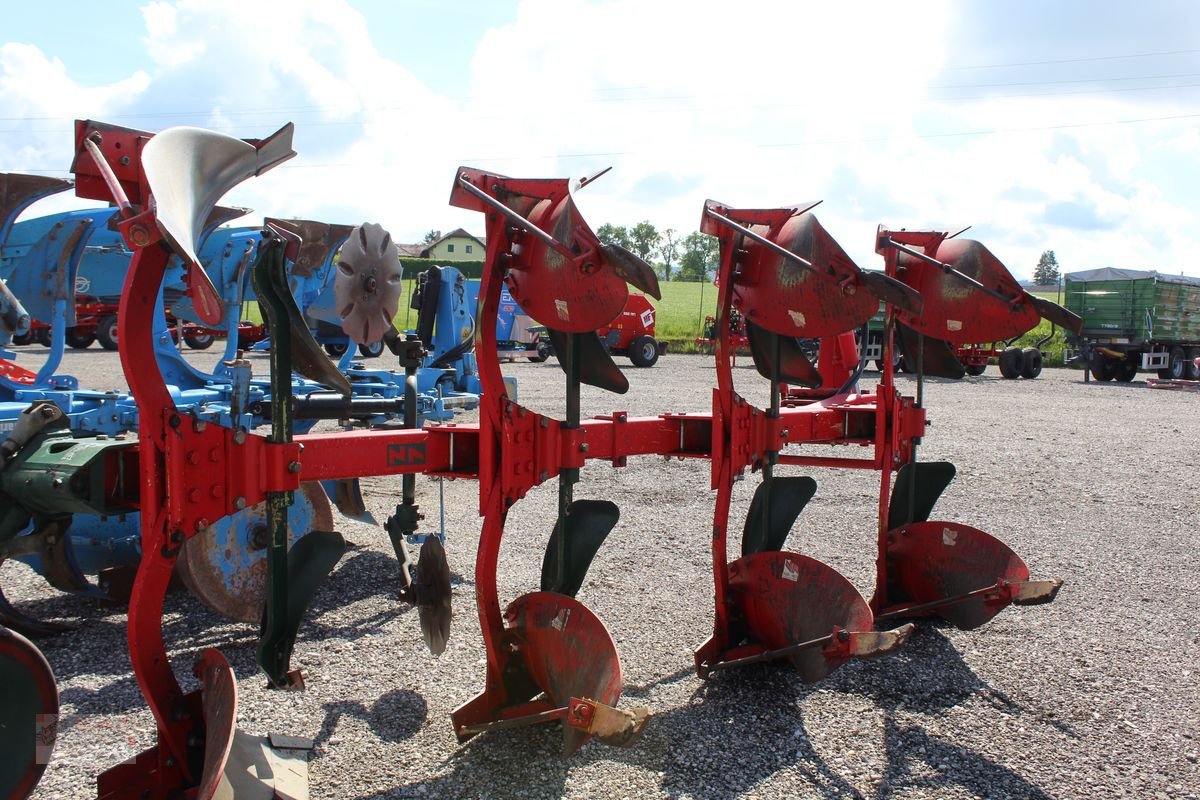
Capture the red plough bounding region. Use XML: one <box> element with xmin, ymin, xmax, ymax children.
<box><xmin>43</xmin><ymin>113</ymin><xmax>1070</xmax><ymax>796</ymax></box>
<box><xmin>448</xmin><ymin>168</ymin><xmax>653</xmax><ymax>753</ymax></box>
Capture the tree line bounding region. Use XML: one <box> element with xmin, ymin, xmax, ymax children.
<box><xmin>597</xmin><ymin>222</ymin><xmax>717</xmax><ymax>282</ymax></box>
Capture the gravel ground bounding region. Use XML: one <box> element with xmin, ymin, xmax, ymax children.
<box><xmin>5</xmin><ymin>343</ymin><xmax>1198</xmax><ymax>800</ymax></box>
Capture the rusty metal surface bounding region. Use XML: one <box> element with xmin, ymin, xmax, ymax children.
<box><xmin>264</xmin><ymin>217</ymin><xmax>354</xmax><ymax>279</ymax></box>
<box><xmin>896</xmin><ymin>239</ymin><xmax>1041</xmax><ymax>344</ymax></box>
<box><xmin>728</xmin><ymin>551</ymin><xmax>875</xmax><ymax>683</ymax></box>
<box><xmin>739</xmin><ymin>211</ymin><xmax>881</xmax><ymax>337</ymax></box>
<box><xmin>333</xmin><ymin>222</ymin><xmax>403</xmax><ymax>344</ymax></box>
<box><xmin>505</xmin><ymin>591</ymin><xmax>625</xmax><ymax>756</ymax></box>
<box><xmin>884</xmin><ymin>521</ymin><xmax>1036</xmax><ymax>629</ymax></box>
<box><xmin>176</xmin><ymin>482</ymin><xmax>333</xmax><ymax>623</ymax></box>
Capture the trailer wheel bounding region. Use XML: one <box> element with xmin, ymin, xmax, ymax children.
<box><xmin>1020</xmin><ymin>347</ymin><xmax>1042</xmax><ymax>379</ymax></box>
<box><xmin>358</xmin><ymin>341</ymin><xmax>384</xmax><ymax>358</ymax></box>
<box><xmin>1165</xmin><ymin>346</ymin><xmax>1187</xmax><ymax>379</ymax></box>
<box><xmin>998</xmin><ymin>346</ymin><xmax>1024</xmax><ymax>379</ymax></box>
<box><xmin>11</xmin><ymin>331</ymin><xmax>32</xmax><ymax>346</ymax></box>
<box><xmin>96</xmin><ymin>315</ymin><xmax>119</xmax><ymax>351</ymax></box>
<box><xmin>35</xmin><ymin>327</ymin><xmax>51</xmax><ymax>347</ymax></box>
<box><xmin>1186</xmin><ymin>348</ymin><xmax>1200</xmax><ymax>381</ymax></box>
<box><xmin>324</xmin><ymin>342</ymin><xmax>348</xmax><ymax>357</ymax></box>
<box><xmin>1115</xmin><ymin>360</ymin><xmax>1138</xmax><ymax>383</ymax></box>
<box><xmin>629</xmin><ymin>335</ymin><xmax>659</xmax><ymax>367</ymax></box>
<box><xmin>964</xmin><ymin>363</ymin><xmax>987</xmax><ymax>376</ymax></box>
<box><xmin>525</xmin><ymin>344</ymin><xmax>549</xmax><ymax>363</ymax></box>
<box><xmin>65</xmin><ymin>327</ymin><xmax>95</xmax><ymax>349</ymax></box>
<box><xmin>1090</xmin><ymin>356</ymin><xmax>1116</xmax><ymax>381</ymax></box>
<box><xmin>535</xmin><ymin>337</ymin><xmax>554</xmax><ymax>362</ymax></box>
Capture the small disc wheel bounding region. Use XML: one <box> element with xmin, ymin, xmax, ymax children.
<box><xmin>1114</xmin><ymin>359</ymin><xmax>1138</xmax><ymax>383</ymax></box>
<box><xmin>964</xmin><ymin>362</ymin><xmax>987</xmax><ymax>376</ymax></box>
<box><xmin>1089</xmin><ymin>356</ymin><xmax>1116</xmax><ymax>381</ymax></box>
<box><xmin>998</xmin><ymin>346</ymin><xmax>1025</xmax><ymax>379</ymax></box>
<box><xmin>96</xmin><ymin>314</ymin><xmax>119</xmax><ymax>351</ymax></box>
<box><xmin>64</xmin><ymin>327</ymin><xmax>95</xmax><ymax>349</ymax></box>
<box><xmin>525</xmin><ymin>344</ymin><xmax>549</xmax><ymax>363</ymax></box>
<box><xmin>183</xmin><ymin>331</ymin><xmax>216</xmax><ymax>350</ymax></box>
<box><xmin>1020</xmin><ymin>347</ymin><xmax>1042</xmax><ymax>379</ymax></box>
<box><xmin>324</xmin><ymin>342</ymin><xmax>348</xmax><ymax>357</ymax></box>
<box><xmin>35</xmin><ymin>328</ymin><xmax>51</xmax><ymax>347</ymax></box>
<box><xmin>1163</xmin><ymin>346</ymin><xmax>1187</xmax><ymax>379</ymax></box>
<box><xmin>628</xmin><ymin>335</ymin><xmax>659</xmax><ymax>367</ymax></box>
<box><xmin>10</xmin><ymin>331</ymin><xmax>32</xmax><ymax>346</ymax></box>
<box><xmin>358</xmin><ymin>340</ymin><xmax>384</xmax><ymax>358</ymax></box>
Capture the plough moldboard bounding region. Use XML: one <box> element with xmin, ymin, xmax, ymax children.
<box><xmin>0</xmin><ymin>118</ymin><xmax>1075</xmax><ymax>799</ymax></box>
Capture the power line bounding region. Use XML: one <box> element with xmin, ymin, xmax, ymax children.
<box><xmin>939</xmin><ymin>47</ymin><xmax>1200</xmax><ymax>71</ymax></box>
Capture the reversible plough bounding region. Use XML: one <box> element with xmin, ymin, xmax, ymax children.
<box><xmin>0</xmin><ymin>118</ymin><xmax>1077</xmax><ymax>799</ymax></box>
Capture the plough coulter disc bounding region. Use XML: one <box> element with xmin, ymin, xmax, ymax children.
<box><xmin>415</xmin><ymin>535</ymin><xmax>452</xmax><ymax>656</ymax></box>
<box><xmin>177</xmin><ymin>482</ymin><xmax>334</xmax><ymax>623</ymax></box>
<box><xmin>728</xmin><ymin>552</ymin><xmax>875</xmax><ymax>683</ymax></box>
<box><xmin>333</xmin><ymin>221</ymin><xmax>404</xmax><ymax>345</ymax></box>
<box><xmin>505</xmin><ymin>591</ymin><xmax>625</xmax><ymax>756</ymax></box>
<box><xmin>883</xmin><ymin>521</ymin><xmax>1063</xmax><ymax>630</ymax></box>
<box><xmin>0</xmin><ymin>626</ymin><xmax>57</xmax><ymax>800</ymax></box>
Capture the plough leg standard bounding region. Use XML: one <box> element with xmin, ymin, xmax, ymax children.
<box><xmin>34</xmin><ymin>117</ymin><xmax>1070</xmax><ymax>798</ymax></box>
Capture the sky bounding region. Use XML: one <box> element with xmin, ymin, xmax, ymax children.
<box><xmin>3</xmin><ymin>0</ymin><xmax>1200</xmax><ymax>280</ymax></box>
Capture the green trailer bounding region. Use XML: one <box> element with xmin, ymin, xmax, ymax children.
<box><xmin>1064</xmin><ymin>267</ymin><xmax>1200</xmax><ymax>382</ymax></box>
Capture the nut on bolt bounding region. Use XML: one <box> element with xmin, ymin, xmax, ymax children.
<box><xmin>288</xmin><ymin>461</ymin><xmax>302</xmax><ymax>474</ymax></box>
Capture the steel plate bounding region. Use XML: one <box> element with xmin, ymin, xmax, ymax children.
<box><xmin>177</xmin><ymin>482</ymin><xmax>334</xmax><ymax>623</ymax></box>
<box><xmin>505</xmin><ymin>591</ymin><xmax>623</xmax><ymax>755</ymax></box>
<box><xmin>729</xmin><ymin>551</ymin><xmax>874</xmax><ymax>683</ymax></box>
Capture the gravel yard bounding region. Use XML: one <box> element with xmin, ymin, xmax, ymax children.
<box><xmin>7</xmin><ymin>344</ymin><xmax>1199</xmax><ymax>800</ymax></box>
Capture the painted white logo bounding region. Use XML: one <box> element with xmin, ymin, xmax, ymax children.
<box><xmin>942</xmin><ymin>527</ymin><xmax>958</xmax><ymax>546</ymax></box>
<box><xmin>788</xmin><ymin>309</ymin><xmax>806</xmax><ymax>327</ymax></box>
<box><xmin>552</xmin><ymin>608</ymin><xmax>571</xmax><ymax>631</ymax></box>
<box><xmin>640</xmin><ymin>309</ymin><xmax>654</xmax><ymax>328</ymax></box>
<box><xmin>782</xmin><ymin>560</ymin><xmax>800</xmax><ymax>582</ymax></box>
<box><xmin>75</xmin><ymin>275</ymin><xmax>91</xmax><ymax>294</ymax></box>
<box><xmin>946</xmin><ymin>319</ymin><xmax>962</xmax><ymax>332</ymax></box>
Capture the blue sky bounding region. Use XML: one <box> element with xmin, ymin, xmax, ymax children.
<box><xmin>3</xmin><ymin>0</ymin><xmax>1200</xmax><ymax>278</ymax></box>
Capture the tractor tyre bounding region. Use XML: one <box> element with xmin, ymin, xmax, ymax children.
<box><xmin>629</xmin><ymin>335</ymin><xmax>659</xmax><ymax>367</ymax></box>
<box><xmin>964</xmin><ymin>362</ymin><xmax>987</xmax><ymax>376</ymax></box>
<box><xmin>1020</xmin><ymin>347</ymin><xmax>1043</xmax><ymax>379</ymax></box>
<box><xmin>35</xmin><ymin>327</ymin><xmax>52</xmax><ymax>347</ymax></box>
<box><xmin>998</xmin><ymin>346</ymin><xmax>1025</xmax><ymax>379</ymax></box>
<box><xmin>324</xmin><ymin>342</ymin><xmax>348</xmax><ymax>357</ymax></box>
<box><xmin>183</xmin><ymin>331</ymin><xmax>216</xmax><ymax>350</ymax></box>
<box><xmin>1115</xmin><ymin>359</ymin><xmax>1138</xmax><ymax>383</ymax></box>
<box><xmin>358</xmin><ymin>340</ymin><xmax>384</xmax><ymax>358</ymax></box>
<box><xmin>65</xmin><ymin>327</ymin><xmax>95</xmax><ymax>349</ymax></box>
<box><xmin>96</xmin><ymin>315</ymin><xmax>119</xmax><ymax>351</ymax></box>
